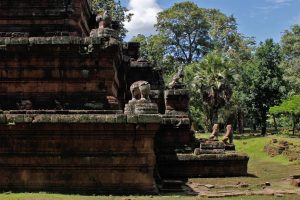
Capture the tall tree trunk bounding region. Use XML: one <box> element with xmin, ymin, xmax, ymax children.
<box><xmin>292</xmin><ymin>116</ymin><xmax>296</xmax><ymax>136</ymax></box>
<box><xmin>237</xmin><ymin>110</ymin><xmax>244</xmax><ymax>134</ymax></box>
<box><xmin>252</xmin><ymin>118</ymin><xmax>257</xmax><ymax>132</ymax></box>
<box><xmin>272</xmin><ymin>114</ymin><xmax>278</xmax><ymax>133</ymax></box>
<box><xmin>212</xmin><ymin>108</ymin><xmax>218</xmax><ymax>125</ymax></box>
<box><xmin>261</xmin><ymin>109</ymin><xmax>267</xmax><ymax>136</ymax></box>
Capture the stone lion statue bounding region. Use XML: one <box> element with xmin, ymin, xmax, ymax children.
<box><xmin>222</xmin><ymin>124</ymin><xmax>234</xmax><ymax>144</ymax></box>
<box><xmin>96</xmin><ymin>11</ymin><xmax>112</xmax><ymax>29</ymax></box>
<box><xmin>130</xmin><ymin>81</ymin><xmax>151</xmax><ymax>101</ymax></box>
<box><xmin>168</xmin><ymin>64</ymin><xmax>184</xmax><ymax>89</ymax></box>
<box><xmin>90</xmin><ymin>10</ymin><xmax>112</xmax><ymax>37</ymax></box>
<box><xmin>209</xmin><ymin>124</ymin><xmax>220</xmax><ymax>140</ymax></box>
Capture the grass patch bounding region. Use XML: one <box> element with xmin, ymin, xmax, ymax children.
<box><xmin>0</xmin><ymin>193</ymin><xmax>299</xmax><ymax>200</ymax></box>
<box><xmin>0</xmin><ymin>193</ymin><xmax>300</xmax><ymax>200</ymax></box>
<box><xmin>193</xmin><ymin>133</ymin><xmax>300</xmax><ymax>191</ymax></box>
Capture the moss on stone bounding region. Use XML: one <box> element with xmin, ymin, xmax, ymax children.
<box><xmin>0</xmin><ymin>37</ymin><xmax>120</xmax><ymax>46</ymax></box>
<box><xmin>158</xmin><ymin>153</ymin><xmax>249</xmax><ymax>161</ymax></box>
<box><xmin>137</xmin><ymin>114</ymin><xmax>161</xmax><ymax>124</ymax></box>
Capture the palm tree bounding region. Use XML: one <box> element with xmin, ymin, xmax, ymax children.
<box><xmin>189</xmin><ymin>52</ymin><xmax>235</xmax><ymax>127</ymax></box>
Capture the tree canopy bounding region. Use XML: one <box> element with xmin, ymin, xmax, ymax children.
<box><xmin>241</xmin><ymin>39</ymin><xmax>285</xmax><ymax>135</ymax></box>
<box><xmin>155</xmin><ymin>2</ymin><xmax>211</xmax><ymax>64</ymax></box>
<box><xmin>270</xmin><ymin>95</ymin><xmax>300</xmax><ymax>134</ymax></box>
<box><xmin>280</xmin><ymin>25</ymin><xmax>300</xmax><ymax>95</ymax></box>
<box><xmin>185</xmin><ymin>51</ymin><xmax>235</xmax><ymax>130</ymax></box>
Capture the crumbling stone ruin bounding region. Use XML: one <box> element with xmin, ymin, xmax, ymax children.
<box><xmin>0</xmin><ymin>0</ymin><xmax>249</xmax><ymax>194</ymax></box>
<box><xmin>264</xmin><ymin>139</ymin><xmax>300</xmax><ymax>162</ymax></box>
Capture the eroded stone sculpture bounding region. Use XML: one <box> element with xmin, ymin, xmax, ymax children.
<box><xmin>90</xmin><ymin>11</ymin><xmax>113</xmax><ymax>37</ymax></box>
<box><xmin>130</xmin><ymin>80</ymin><xmax>151</xmax><ymax>101</ymax></box>
<box><xmin>222</xmin><ymin>124</ymin><xmax>234</xmax><ymax>144</ymax></box>
<box><xmin>209</xmin><ymin>124</ymin><xmax>220</xmax><ymax>140</ymax></box>
<box><xmin>168</xmin><ymin>65</ymin><xmax>184</xmax><ymax>89</ymax></box>
<box><xmin>124</xmin><ymin>81</ymin><xmax>158</xmax><ymax>115</ymax></box>
<box><xmin>97</xmin><ymin>11</ymin><xmax>112</xmax><ymax>29</ymax></box>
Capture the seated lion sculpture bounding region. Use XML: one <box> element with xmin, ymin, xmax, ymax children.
<box><xmin>168</xmin><ymin>65</ymin><xmax>184</xmax><ymax>89</ymax></box>
<box><xmin>130</xmin><ymin>81</ymin><xmax>151</xmax><ymax>101</ymax></box>
<box><xmin>90</xmin><ymin>11</ymin><xmax>112</xmax><ymax>37</ymax></box>
<box><xmin>209</xmin><ymin>124</ymin><xmax>220</xmax><ymax>140</ymax></box>
<box><xmin>222</xmin><ymin>124</ymin><xmax>234</xmax><ymax>144</ymax></box>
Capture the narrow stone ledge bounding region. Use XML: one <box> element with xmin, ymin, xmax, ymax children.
<box><xmin>0</xmin><ymin>36</ymin><xmax>120</xmax><ymax>46</ymax></box>
<box><xmin>159</xmin><ymin>153</ymin><xmax>249</xmax><ymax>161</ymax></box>
<box><xmin>127</xmin><ymin>114</ymin><xmax>161</xmax><ymax>124</ymax></box>
<box><xmin>0</xmin><ymin>112</ymin><xmax>161</xmax><ymax>124</ymax></box>
<box><xmin>3</xmin><ymin>110</ymin><xmax>123</xmax><ymax>115</ymax></box>
<box><xmin>1</xmin><ymin>114</ymin><xmax>128</xmax><ymax>124</ymax></box>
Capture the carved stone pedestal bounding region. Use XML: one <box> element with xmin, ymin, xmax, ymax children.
<box><xmin>194</xmin><ymin>141</ymin><xmax>226</xmax><ymax>155</ymax></box>
<box><xmin>164</xmin><ymin>89</ymin><xmax>189</xmax><ymax>115</ymax></box>
<box><xmin>125</xmin><ymin>100</ymin><xmax>158</xmax><ymax>115</ymax></box>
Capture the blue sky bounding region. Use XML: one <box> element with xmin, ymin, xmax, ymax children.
<box><xmin>121</xmin><ymin>0</ymin><xmax>300</xmax><ymax>43</ymax></box>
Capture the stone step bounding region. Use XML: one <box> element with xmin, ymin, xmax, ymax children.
<box><xmin>200</xmin><ymin>143</ymin><xmax>225</xmax><ymax>150</ymax></box>
<box><xmin>159</xmin><ymin>180</ymin><xmax>184</xmax><ymax>192</ymax></box>
<box><xmin>194</xmin><ymin>148</ymin><xmax>225</xmax><ymax>155</ymax></box>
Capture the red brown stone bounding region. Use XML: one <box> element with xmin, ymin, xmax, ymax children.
<box><xmin>0</xmin><ymin>0</ymin><xmax>92</xmax><ymax>37</ymax></box>
<box><xmin>0</xmin><ymin>37</ymin><xmax>123</xmax><ymax>110</ymax></box>
<box><xmin>0</xmin><ymin>112</ymin><xmax>161</xmax><ymax>194</ymax></box>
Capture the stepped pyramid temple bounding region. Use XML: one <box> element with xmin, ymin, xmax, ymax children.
<box><xmin>0</xmin><ymin>0</ymin><xmax>249</xmax><ymax>194</ymax></box>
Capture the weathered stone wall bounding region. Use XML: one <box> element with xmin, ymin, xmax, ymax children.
<box><xmin>0</xmin><ymin>37</ymin><xmax>123</xmax><ymax>110</ymax></box>
<box><xmin>0</xmin><ymin>0</ymin><xmax>92</xmax><ymax>37</ymax></box>
<box><xmin>0</xmin><ymin>111</ymin><xmax>161</xmax><ymax>194</ymax></box>
<box><xmin>157</xmin><ymin>154</ymin><xmax>249</xmax><ymax>178</ymax></box>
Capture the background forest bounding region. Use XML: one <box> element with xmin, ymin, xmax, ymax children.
<box><xmin>91</xmin><ymin>0</ymin><xmax>300</xmax><ymax>136</ymax></box>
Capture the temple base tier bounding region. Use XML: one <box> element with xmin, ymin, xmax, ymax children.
<box><xmin>157</xmin><ymin>153</ymin><xmax>249</xmax><ymax>179</ymax></box>
<box><xmin>0</xmin><ymin>111</ymin><xmax>161</xmax><ymax>194</ymax></box>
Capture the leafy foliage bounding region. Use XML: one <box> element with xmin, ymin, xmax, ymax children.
<box><xmin>155</xmin><ymin>2</ymin><xmax>211</xmax><ymax>64</ymax></box>
<box><xmin>270</xmin><ymin>95</ymin><xmax>300</xmax><ymax>134</ymax></box>
<box><xmin>270</xmin><ymin>95</ymin><xmax>300</xmax><ymax>115</ymax></box>
<box><xmin>241</xmin><ymin>39</ymin><xmax>285</xmax><ymax>135</ymax></box>
<box><xmin>185</xmin><ymin>52</ymin><xmax>235</xmax><ymax>129</ymax></box>
<box><xmin>280</xmin><ymin>25</ymin><xmax>300</xmax><ymax>95</ymax></box>
<box><xmin>130</xmin><ymin>34</ymin><xmax>167</xmax><ymax>67</ymax></box>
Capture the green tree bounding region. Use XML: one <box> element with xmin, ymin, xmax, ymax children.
<box><xmin>155</xmin><ymin>2</ymin><xmax>211</xmax><ymax>64</ymax></box>
<box><xmin>185</xmin><ymin>52</ymin><xmax>235</xmax><ymax>130</ymax></box>
<box><xmin>130</xmin><ymin>34</ymin><xmax>167</xmax><ymax>67</ymax></box>
<box><xmin>270</xmin><ymin>95</ymin><xmax>300</xmax><ymax>135</ymax></box>
<box><xmin>242</xmin><ymin>39</ymin><xmax>285</xmax><ymax>136</ymax></box>
<box><xmin>280</xmin><ymin>25</ymin><xmax>300</xmax><ymax>95</ymax></box>
<box><xmin>205</xmin><ymin>8</ymin><xmax>238</xmax><ymax>52</ymax></box>
<box><xmin>90</xmin><ymin>0</ymin><xmax>132</xmax><ymax>39</ymax></box>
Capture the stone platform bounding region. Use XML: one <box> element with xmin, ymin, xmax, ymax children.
<box><xmin>0</xmin><ymin>37</ymin><xmax>122</xmax><ymax>110</ymax></box>
<box><xmin>0</xmin><ymin>110</ymin><xmax>161</xmax><ymax>194</ymax></box>
<box><xmin>157</xmin><ymin>153</ymin><xmax>249</xmax><ymax>179</ymax></box>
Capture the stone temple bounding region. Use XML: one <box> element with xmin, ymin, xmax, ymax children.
<box><xmin>0</xmin><ymin>0</ymin><xmax>249</xmax><ymax>194</ymax></box>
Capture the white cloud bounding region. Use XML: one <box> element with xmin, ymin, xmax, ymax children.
<box><xmin>268</xmin><ymin>0</ymin><xmax>292</xmax><ymax>4</ymax></box>
<box><xmin>124</xmin><ymin>0</ymin><xmax>162</xmax><ymax>39</ymax></box>
<box><xmin>266</xmin><ymin>0</ymin><xmax>294</xmax><ymax>6</ymax></box>
<box><xmin>257</xmin><ymin>0</ymin><xmax>295</xmax><ymax>12</ymax></box>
